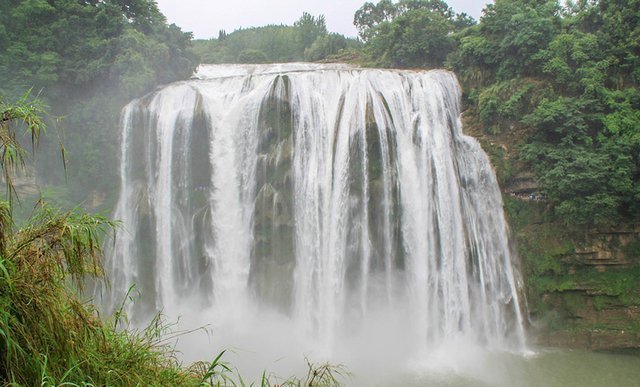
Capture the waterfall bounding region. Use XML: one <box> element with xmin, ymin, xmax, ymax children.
<box><xmin>103</xmin><ymin>63</ymin><xmax>526</xmax><ymax>365</ymax></box>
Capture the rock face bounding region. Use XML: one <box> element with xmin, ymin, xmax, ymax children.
<box><xmin>499</xmin><ymin>189</ymin><xmax>640</xmax><ymax>351</ymax></box>
<box><xmin>570</xmin><ymin>228</ymin><xmax>640</xmax><ymax>270</ymax></box>
<box><xmin>527</xmin><ymin>227</ymin><xmax>640</xmax><ymax>351</ymax></box>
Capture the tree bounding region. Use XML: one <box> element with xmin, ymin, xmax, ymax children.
<box><xmin>304</xmin><ymin>33</ymin><xmax>358</xmax><ymax>61</ymax></box>
<box><xmin>354</xmin><ymin>0</ymin><xmax>397</xmax><ymax>41</ymax></box>
<box><xmin>367</xmin><ymin>8</ymin><xmax>454</xmax><ymax>67</ymax></box>
<box><xmin>357</xmin><ymin>0</ymin><xmax>472</xmax><ymax>68</ymax></box>
<box><xmin>448</xmin><ymin>0</ymin><xmax>561</xmax><ymax>82</ymax></box>
<box><xmin>294</xmin><ymin>12</ymin><xmax>328</xmax><ymax>52</ymax></box>
<box><xmin>238</xmin><ymin>49</ymin><xmax>268</xmax><ymax>63</ymax></box>
<box><xmin>0</xmin><ymin>0</ymin><xmax>198</xmax><ymax>208</ymax></box>
<box><xmin>354</xmin><ymin>0</ymin><xmax>468</xmax><ymax>41</ymax></box>
<box><xmin>446</xmin><ymin>0</ymin><xmax>640</xmax><ymax>227</ymax></box>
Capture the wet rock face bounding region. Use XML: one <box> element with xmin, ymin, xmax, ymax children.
<box><xmin>526</xmin><ymin>226</ymin><xmax>640</xmax><ymax>352</ymax></box>
<box><xmin>536</xmin><ymin>329</ymin><xmax>640</xmax><ymax>352</ymax></box>
<box><xmin>569</xmin><ymin>228</ymin><xmax>640</xmax><ymax>270</ymax></box>
<box><xmin>251</xmin><ymin>79</ymin><xmax>295</xmax><ymax>312</ymax></box>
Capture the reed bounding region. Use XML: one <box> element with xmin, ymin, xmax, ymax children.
<box><xmin>0</xmin><ymin>202</ymin><xmax>203</xmax><ymax>385</ymax></box>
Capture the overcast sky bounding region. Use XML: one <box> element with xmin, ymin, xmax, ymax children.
<box><xmin>155</xmin><ymin>0</ymin><xmax>493</xmax><ymax>39</ymax></box>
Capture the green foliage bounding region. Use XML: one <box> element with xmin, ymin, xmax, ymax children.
<box><xmin>354</xmin><ymin>0</ymin><xmax>464</xmax><ymax>41</ymax></box>
<box><xmin>0</xmin><ymin>0</ymin><xmax>196</xmax><ymax>96</ymax></box>
<box><xmin>444</xmin><ymin>0</ymin><xmax>640</xmax><ymax>228</ymax></box>
<box><xmin>0</xmin><ymin>91</ymin><xmax>50</xmax><ymax>205</ymax></box>
<box><xmin>193</xmin><ymin>12</ymin><xmax>360</xmax><ymax>65</ymax></box>
<box><xmin>222</xmin><ymin>25</ymin><xmax>301</xmax><ymax>62</ymax></box>
<box><xmin>533</xmin><ymin>267</ymin><xmax>640</xmax><ymax>304</ymax></box>
<box><xmin>477</xmin><ymin>78</ymin><xmax>549</xmax><ymax>133</ymax></box>
<box><xmin>366</xmin><ymin>8</ymin><xmax>453</xmax><ymax>67</ymax></box>
<box><xmin>521</xmin><ymin>145</ymin><xmax>622</xmax><ymax>225</ymax></box>
<box><xmin>354</xmin><ymin>0</ymin><xmax>397</xmax><ymax>41</ymax></box>
<box><xmin>505</xmin><ymin>196</ymin><xmax>574</xmax><ymax>276</ymax></box>
<box><xmin>193</xmin><ymin>39</ymin><xmax>232</xmax><ymax>63</ymax></box>
<box><xmin>506</xmin><ymin>194</ymin><xmax>640</xmax><ymax>334</ymax></box>
<box><xmin>623</xmin><ymin>239</ymin><xmax>640</xmax><ymax>261</ymax></box>
<box><xmin>294</xmin><ymin>12</ymin><xmax>328</xmax><ymax>51</ymax></box>
<box><xmin>356</xmin><ymin>0</ymin><xmax>473</xmax><ymax>68</ymax></box>
<box><xmin>517</xmin><ymin>88</ymin><xmax>640</xmax><ymax>227</ymax></box>
<box><xmin>536</xmin><ymin>32</ymin><xmax>604</xmax><ymax>92</ymax></box>
<box><xmin>0</xmin><ymin>0</ymin><xmax>197</xmax><ymax>210</ymax></box>
<box><xmin>305</xmin><ymin>33</ymin><xmax>359</xmax><ymax>62</ymax></box>
<box><xmin>238</xmin><ymin>49</ymin><xmax>269</xmax><ymax>64</ymax></box>
<box><xmin>449</xmin><ymin>0</ymin><xmax>561</xmax><ymax>81</ymax></box>
<box><xmin>0</xmin><ymin>208</ymin><xmax>203</xmax><ymax>385</ymax></box>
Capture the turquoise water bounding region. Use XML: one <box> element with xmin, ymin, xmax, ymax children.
<box><xmin>381</xmin><ymin>348</ymin><xmax>640</xmax><ymax>387</ymax></box>
<box><xmin>203</xmin><ymin>341</ymin><xmax>640</xmax><ymax>386</ymax></box>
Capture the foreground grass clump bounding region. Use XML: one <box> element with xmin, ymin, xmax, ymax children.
<box><xmin>196</xmin><ymin>351</ymin><xmax>348</xmax><ymax>387</ymax></box>
<box><xmin>0</xmin><ymin>202</ymin><xmax>204</xmax><ymax>385</ymax></box>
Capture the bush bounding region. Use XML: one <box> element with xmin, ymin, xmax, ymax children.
<box><xmin>237</xmin><ymin>48</ymin><xmax>269</xmax><ymax>63</ymax></box>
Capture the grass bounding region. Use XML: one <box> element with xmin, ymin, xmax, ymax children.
<box><xmin>194</xmin><ymin>353</ymin><xmax>348</xmax><ymax>387</ymax></box>
<box><xmin>0</xmin><ymin>201</ymin><xmax>202</xmax><ymax>385</ymax></box>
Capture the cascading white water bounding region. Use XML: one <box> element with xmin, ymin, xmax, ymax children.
<box><xmin>103</xmin><ymin>63</ymin><xmax>527</xmax><ymax>376</ymax></box>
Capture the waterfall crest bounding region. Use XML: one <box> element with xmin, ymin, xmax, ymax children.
<box><xmin>103</xmin><ymin>63</ymin><xmax>527</xmax><ymax>360</ymax></box>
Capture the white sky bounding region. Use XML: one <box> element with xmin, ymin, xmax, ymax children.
<box><xmin>155</xmin><ymin>0</ymin><xmax>493</xmax><ymax>39</ymax></box>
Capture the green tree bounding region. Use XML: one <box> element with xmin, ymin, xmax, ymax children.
<box><xmin>445</xmin><ymin>0</ymin><xmax>640</xmax><ymax>227</ymax></box>
<box><xmin>0</xmin><ymin>0</ymin><xmax>197</xmax><ymax>208</ymax></box>
<box><xmin>304</xmin><ymin>33</ymin><xmax>360</xmax><ymax>61</ymax></box>
<box><xmin>448</xmin><ymin>0</ymin><xmax>561</xmax><ymax>84</ymax></box>
<box><xmin>294</xmin><ymin>12</ymin><xmax>328</xmax><ymax>51</ymax></box>
<box><xmin>367</xmin><ymin>8</ymin><xmax>454</xmax><ymax>67</ymax></box>
<box><xmin>238</xmin><ymin>48</ymin><xmax>269</xmax><ymax>63</ymax></box>
<box><xmin>192</xmin><ymin>12</ymin><xmax>356</xmax><ymax>64</ymax></box>
<box><xmin>354</xmin><ymin>0</ymin><xmax>398</xmax><ymax>41</ymax></box>
<box><xmin>354</xmin><ymin>0</ymin><xmax>459</xmax><ymax>41</ymax></box>
<box><xmin>356</xmin><ymin>0</ymin><xmax>475</xmax><ymax>68</ymax></box>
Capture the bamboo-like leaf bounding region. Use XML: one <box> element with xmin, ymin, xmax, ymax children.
<box><xmin>0</xmin><ymin>89</ymin><xmax>47</xmax><ymax>206</ymax></box>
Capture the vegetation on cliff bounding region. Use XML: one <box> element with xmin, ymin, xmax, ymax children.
<box><xmin>353</xmin><ymin>0</ymin><xmax>474</xmax><ymax>68</ymax></box>
<box><xmin>450</xmin><ymin>0</ymin><xmax>640</xmax><ymax>346</ymax></box>
<box><xmin>0</xmin><ymin>0</ymin><xmax>198</xmax><ymax>210</ymax></box>
<box><xmin>357</xmin><ymin>0</ymin><xmax>640</xmax><ymax>230</ymax></box>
